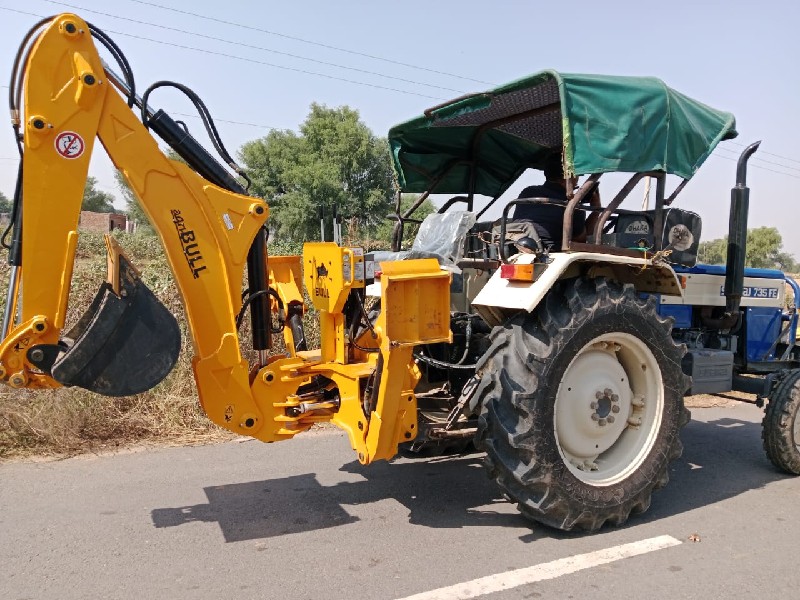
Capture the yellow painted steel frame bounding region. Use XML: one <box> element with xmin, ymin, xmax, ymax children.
<box><xmin>1</xmin><ymin>13</ymin><xmax>453</xmax><ymax>463</ymax></box>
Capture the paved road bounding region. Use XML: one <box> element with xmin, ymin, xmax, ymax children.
<box><xmin>2</xmin><ymin>401</ymin><xmax>798</xmax><ymax>600</ymax></box>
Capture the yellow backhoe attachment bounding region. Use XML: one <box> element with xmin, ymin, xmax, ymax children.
<box><xmin>1</xmin><ymin>13</ymin><xmax>452</xmax><ymax>463</ymax></box>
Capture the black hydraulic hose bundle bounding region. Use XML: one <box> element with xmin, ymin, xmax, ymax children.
<box><xmin>86</xmin><ymin>22</ymin><xmax>136</xmax><ymax>108</ymax></box>
<box><xmin>414</xmin><ymin>314</ymin><xmax>479</xmax><ymax>370</ymax></box>
<box><xmin>236</xmin><ymin>288</ymin><xmax>285</xmax><ymax>334</ymax></box>
<box><xmin>140</xmin><ymin>81</ymin><xmax>252</xmax><ymax>191</ymax></box>
<box><xmin>4</xmin><ymin>16</ymin><xmax>53</xmax><ymax>258</ymax></box>
<box><xmin>349</xmin><ymin>291</ymin><xmax>380</xmax><ymax>354</ymax></box>
<box><xmin>4</xmin><ymin>18</ymin><xmax>138</xmax><ymax>256</ymax></box>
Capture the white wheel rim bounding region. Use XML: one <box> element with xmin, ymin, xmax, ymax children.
<box><xmin>554</xmin><ymin>332</ymin><xmax>664</xmax><ymax>486</ymax></box>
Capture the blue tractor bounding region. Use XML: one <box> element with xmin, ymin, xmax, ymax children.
<box><xmin>378</xmin><ymin>71</ymin><xmax>800</xmax><ymax>531</ymax></box>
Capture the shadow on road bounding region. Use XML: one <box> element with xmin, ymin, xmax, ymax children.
<box><xmin>151</xmin><ymin>415</ymin><xmax>792</xmax><ymax>542</ymax></box>
<box><xmin>638</xmin><ymin>415</ymin><xmax>792</xmax><ymax>524</ymax></box>
<box><xmin>151</xmin><ymin>453</ymin><xmax>525</xmax><ymax>542</ymax></box>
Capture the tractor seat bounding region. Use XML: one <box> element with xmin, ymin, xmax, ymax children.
<box><xmin>372</xmin><ymin>210</ymin><xmax>477</xmax><ymax>267</ymax></box>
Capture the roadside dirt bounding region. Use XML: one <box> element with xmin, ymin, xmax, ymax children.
<box><xmin>684</xmin><ymin>391</ymin><xmax>756</xmax><ymax>409</ymax></box>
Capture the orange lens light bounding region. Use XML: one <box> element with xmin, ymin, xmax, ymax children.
<box><xmin>500</xmin><ymin>263</ymin><xmax>536</xmax><ymax>282</ymax></box>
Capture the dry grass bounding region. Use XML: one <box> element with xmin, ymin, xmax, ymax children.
<box><xmin>2</xmin><ymin>230</ymin><xmax>790</xmax><ymax>460</ymax></box>
<box><xmin>0</xmin><ymin>229</ymin><xmax>361</xmax><ymax>461</ymax></box>
<box><xmin>0</xmin><ymin>381</ymin><xmax>233</xmax><ymax>459</ymax></box>
<box><xmin>0</xmin><ymin>231</ymin><xmax>233</xmax><ymax>460</ymax></box>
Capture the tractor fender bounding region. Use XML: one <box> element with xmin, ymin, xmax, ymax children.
<box><xmin>472</xmin><ymin>252</ymin><xmax>683</xmax><ymax>327</ymax></box>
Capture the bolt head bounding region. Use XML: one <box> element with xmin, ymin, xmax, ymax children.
<box><xmin>598</xmin><ymin>418</ymin><xmax>607</xmax><ymax>427</ymax></box>
<box><xmin>595</xmin><ymin>391</ymin><xmax>604</xmax><ymax>399</ymax></box>
<box><xmin>591</xmin><ymin>414</ymin><xmax>600</xmax><ymax>421</ymax></box>
<box><xmin>611</xmin><ymin>394</ymin><xmax>619</xmax><ymax>403</ymax></box>
<box><xmin>590</xmin><ymin>401</ymin><xmax>598</xmax><ymax>409</ymax></box>
<box><xmin>29</xmin><ymin>349</ymin><xmax>44</xmax><ymax>362</ymax></box>
<box><xmin>611</xmin><ymin>405</ymin><xmax>621</xmax><ymax>413</ymax></box>
<box><xmin>603</xmin><ymin>388</ymin><xmax>612</xmax><ymax>396</ymax></box>
<box><xmin>607</xmin><ymin>415</ymin><xmax>615</xmax><ymax>424</ymax></box>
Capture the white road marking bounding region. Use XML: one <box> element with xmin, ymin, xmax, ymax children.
<box><xmin>395</xmin><ymin>535</ymin><xmax>682</xmax><ymax>600</ymax></box>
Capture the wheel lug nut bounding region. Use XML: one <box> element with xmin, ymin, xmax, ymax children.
<box><xmin>591</xmin><ymin>414</ymin><xmax>599</xmax><ymax>421</ymax></box>
<box><xmin>611</xmin><ymin>405</ymin><xmax>620</xmax><ymax>413</ymax></box>
<box><xmin>598</xmin><ymin>418</ymin><xmax>607</xmax><ymax>427</ymax></box>
<box><xmin>590</xmin><ymin>401</ymin><xmax>598</xmax><ymax>409</ymax></box>
<box><xmin>604</xmin><ymin>388</ymin><xmax>612</xmax><ymax>396</ymax></box>
<box><xmin>607</xmin><ymin>415</ymin><xmax>615</xmax><ymax>424</ymax></box>
<box><xmin>595</xmin><ymin>391</ymin><xmax>603</xmax><ymax>399</ymax></box>
<box><xmin>611</xmin><ymin>394</ymin><xmax>619</xmax><ymax>402</ymax></box>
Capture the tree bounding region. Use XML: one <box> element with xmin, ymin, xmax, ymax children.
<box><xmin>239</xmin><ymin>103</ymin><xmax>395</xmax><ymax>242</ymax></box>
<box><xmin>746</xmin><ymin>226</ymin><xmax>795</xmax><ymax>270</ymax></box>
<box><xmin>373</xmin><ymin>193</ymin><xmax>436</xmax><ymax>248</ymax></box>
<box><xmin>115</xmin><ymin>149</ymin><xmax>186</xmax><ymax>233</ymax></box>
<box><xmin>696</xmin><ymin>227</ymin><xmax>798</xmax><ymax>271</ymax></box>
<box><xmin>0</xmin><ymin>190</ymin><xmax>11</xmax><ymax>214</ymax></box>
<box><xmin>697</xmin><ymin>237</ymin><xmax>727</xmax><ymax>265</ymax></box>
<box><xmin>82</xmin><ymin>176</ymin><xmax>116</xmax><ymax>213</ymax></box>
<box><xmin>114</xmin><ymin>169</ymin><xmax>151</xmax><ymax>232</ymax></box>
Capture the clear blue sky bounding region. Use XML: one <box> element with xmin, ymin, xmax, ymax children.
<box><xmin>1</xmin><ymin>1</ymin><xmax>799</xmax><ymax>255</ymax></box>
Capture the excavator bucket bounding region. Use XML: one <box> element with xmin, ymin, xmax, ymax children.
<box><xmin>48</xmin><ymin>252</ymin><xmax>181</xmax><ymax>397</ymax></box>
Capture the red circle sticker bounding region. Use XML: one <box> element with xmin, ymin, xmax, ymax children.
<box><xmin>54</xmin><ymin>131</ymin><xmax>85</xmax><ymax>159</ymax></box>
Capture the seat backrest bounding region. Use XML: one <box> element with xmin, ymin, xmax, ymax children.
<box><xmin>411</xmin><ymin>211</ymin><xmax>477</xmax><ymax>263</ymax></box>
<box><xmin>600</xmin><ymin>208</ymin><xmax>701</xmax><ymax>267</ymax></box>
<box><xmin>607</xmin><ymin>213</ymin><xmax>655</xmax><ymax>249</ymax></box>
<box><xmin>663</xmin><ymin>207</ymin><xmax>702</xmax><ymax>267</ymax></box>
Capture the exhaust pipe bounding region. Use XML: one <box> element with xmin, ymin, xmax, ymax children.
<box><xmin>724</xmin><ymin>141</ymin><xmax>761</xmax><ymax>316</ymax></box>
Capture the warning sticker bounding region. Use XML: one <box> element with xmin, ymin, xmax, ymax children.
<box><xmin>54</xmin><ymin>131</ymin><xmax>85</xmax><ymax>159</ymax></box>
<box><xmin>342</xmin><ymin>253</ymin><xmax>351</xmax><ymax>281</ymax></box>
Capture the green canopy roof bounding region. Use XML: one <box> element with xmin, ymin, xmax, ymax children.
<box><xmin>389</xmin><ymin>70</ymin><xmax>737</xmax><ymax>197</ymax></box>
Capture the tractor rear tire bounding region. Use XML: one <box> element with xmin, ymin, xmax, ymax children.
<box><xmin>474</xmin><ymin>277</ymin><xmax>690</xmax><ymax>531</ymax></box>
<box><xmin>762</xmin><ymin>369</ymin><xmax>800</xmax><ymax>474</ymax></box>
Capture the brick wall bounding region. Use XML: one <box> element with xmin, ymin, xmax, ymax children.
<box><xmin>79</xmin><ymin>211</ymin><xmax>128</xmax><ymax>232</ymax></box>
